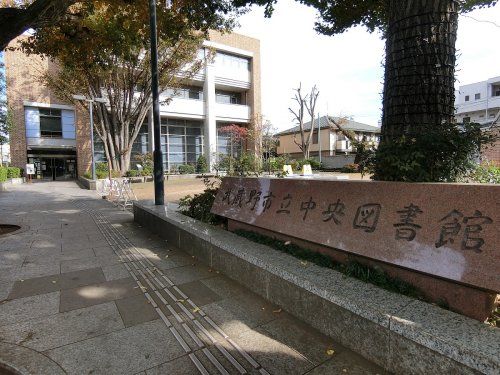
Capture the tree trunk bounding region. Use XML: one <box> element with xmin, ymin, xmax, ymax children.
<box><xmin>381</xmin><ymin>0</ymin><xmax>458</xmax><ymax>138</ymax></box>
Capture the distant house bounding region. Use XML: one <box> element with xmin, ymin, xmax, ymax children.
<box><xmin>276</xmin><ymin>115</ymin><xmax>380</xmax><ymax>159</ymax></box>
<box><xmin>454</xmin><ymin>76</ymin><xmax>500</xmax><ymax>164</ymax></box>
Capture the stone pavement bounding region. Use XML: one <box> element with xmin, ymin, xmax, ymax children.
<box><xmin>0</xmin><ymin>181</ymin><xmax>386</xmax><ymax>375</ymax></box>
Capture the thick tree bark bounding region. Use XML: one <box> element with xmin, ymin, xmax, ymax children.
<box><xmin>0</xmin><ymin>0</ymin><xmax>76</xmax><ymax>50</ymax></box>
<box><xmin>381</xmin><ymin>0</ymin><xmax>458</xmax><ymax>138</ymax></box>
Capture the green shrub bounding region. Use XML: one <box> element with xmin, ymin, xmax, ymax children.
<box><xmin>0</xmin><ymin>167</ymin><xmax>7</xmax><ymax>182</ymax></box>
<box><xmin>178</xmin><ymin>187</ymin><xmax>224</xmax><ymax>225</ymax></box>
<box><xmin>83</xmin><ymin>172</ymin><xmax>91</xmax><ymax>179</ymax></box>
<box><xmin>341</xmin><ymin>163</ymin><xmax>359</xmax><ymax>173</ymax></box>
<box><xmin>178</xmin><ymin>164</ymin><xmax>195</xmax><ymax>174</ymax></box>
<box><xmin>6</xmin><ymin>167</ymin><xmax>20</xmax><ymax>178</ymax></box>
<box><xmin>296</xmin><ymin>158</ymin><xmax>321</xmax><ymax>171</ymax></box>
<box><xmin>263</xmin><ymin>155</ymin><xmax>289</xmax><ymax>172</ymax></box>
<box><xmin>125</xmin><ymin>170</ymin><xmax>140</xmax><ymax>177</ymax></box>
<box><xmin>470</xmin><ymin>162</ymin><xmax>500</xmax><ymax>184</ymax></box>
<box><xmin>373</xmin><ymin>123</ymin><xmax>496</xmax><ymax>182</ymax></box>
<box><xmin>141</xmin><ymin>166</ymin><xmax>153</xmax><ymax>176</ymax></box>
<box><xmin>215</xmin><ymin>152</ymin><xmax>260</xmax><ymax>176</ymax></box>
<box><xmin>196</xmin><ymin>155</ymin><xmax>208</xmax><ymax>173</ymax></box>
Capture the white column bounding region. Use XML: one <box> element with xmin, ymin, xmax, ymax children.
<box><xmin>203</xmin><ymin>54</ymin><xmax>217</xmax><ymax>171</ymax></box>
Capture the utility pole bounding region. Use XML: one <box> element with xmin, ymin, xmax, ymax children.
<box><xmin>318</xmin><ymin>113</ymin><xmax>321</xmax><ymax>164</ymax></box>
<box><xmin>149</xmin><ymin>0</ymin><xmax>164</xmax><ymax>205</ymax></box>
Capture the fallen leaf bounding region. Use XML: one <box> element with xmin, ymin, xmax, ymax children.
<box><xmin>326</xmin><ymin>349</ymin><xmax>335</xmax><ymax>356</ymax></box>
<box><xmin>261</xmin><ymin>307</ymin><xmax>265</xmax><ymax>310</ymax></box>
<box><xmin>51</xmin><ymin>280</ymin><xmax>57</xmax><ymax>284</ymax></box>
<box><xmin>300</xmin><ymin>261</ymin><xmax>308</xmax><ymax>266</ymax></box>
<box><xmin>284</xmin><ymin>241</ymin><xmax>291</xmax><ymax>245</ymax></box>
<box><xmin>192</xmin><ymin>307</ymin><xmax>200</xmax><ymax>313</ymax></box>
<box><xmin>215</xmin><ymin>271</ymin><xmax>220</xmax><ymax>274</ymax></box>
<box><xmin>342</xmin><ymin>369</ymin><xmax>347</xmax><ymax>373</ymax></box>
<box><xmin>177</xmin><ymin>299</ymin><xmax>185</xmax><ymax>303</ymax></box>
<box><xmin>273</xmin><ymin>308</ymin><xmax>282</xmax><ymax>314</ymax></box>
<box><xmin>165</xmin><ymin>255</ymin><xmax>169</xmax><ymax>258</ymax></box>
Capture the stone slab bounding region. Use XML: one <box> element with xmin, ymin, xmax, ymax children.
<box><xmin>44</xmin><ymin>319</ymin><xmax>185</xmax><ymax>375</ymax></box>
<box><xmin>59</xmin><ymin>277</ymin><xmax>141</xmax><ymax>312</ymax></box>
<box><xmin>0</xmin><ymin>292</ymin><xmax>60</xmax><ymax>327</ymax></box>
<box><xmin>212</xmin><ymin>177</ymin><xmax>500</xmax><ymax>292</ymax></box>
<box><xmin>0</xmin><ymin>302</ymin><xmax>124</xmax><ymax>351</ymax></box>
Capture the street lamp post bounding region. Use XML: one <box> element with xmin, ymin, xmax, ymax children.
<box><xmin>73</xmin><ymin>95</ymin><xmax>107</xmax><ymax>181</ymax></box>
<box><xmin>149</xmin><ymin>0</ymin><xmax>165</xmax><ymax>205</ymax></box>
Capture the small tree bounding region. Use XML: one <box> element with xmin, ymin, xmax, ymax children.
<box><xmin>218</xmin><ymin>124</ymin><xmax>248</xmax><ymax>173</ymax></box>
<box><xmin>196</xmin><ymin>155</ymin><xmax>208</xmax><ymax>173</ymax></box>
<box><xmin>289</xmin><ymin>83</ymin><xmax>319</xmax><ymax>159</ymax></box>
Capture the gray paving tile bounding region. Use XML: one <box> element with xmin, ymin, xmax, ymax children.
<box><xmin>257</xmin><ymin>315</ymin><xmax>340</xmax><ymax>366</ymax></box>
<box><xmin>93</xmin><ymin>245</ymin><xmax>116</xmax><ymax>257</ymax></box>
<box><xmin>177</xmin><ymin>280</ymin><xmax>223</xmax><ymax>307</ymax></box>
<box><xmin>8</xmin><ymin>268</ymin><xmax>106</xmax><ymax>300</ymax></box>
<box><xmin>145</xmin><ymin>354</ymin><xmax>198</xmax><ymax>375</ymax></box>
<box><xmin>60</xmin><ymin>257</ymin><xmax>101</xmax><ymax>273</ymax></box>
<box><xmin>161</xmin><ymin>264</ymin><xmax>215</xmax><ymax>285</ymax></box>
<box><xmin>115</xmin><ymin>294</ymin><xmax>158</xmax><ymax>327</ymax></box>
<box><xmin>234</xmin><ymin>328</ymin><xmax>315</xmax><ymax>375</ymax></box>
<box><xmin>0</xmin><ymin>341</ymin><xmax>66</xmax><ymax>375</ymax></box>
<box><xmin>0</xmin><ymin>291</ymin><xmax>60</xmax><ymax>326</ymax></box>
<box><xmin>59</xmin><ymin>277</ymin><xmax>141</xmax><ymax>312</ymax></box>
<box><xmin>18</xmin><ymin>263</ymin><xmax>60</xmax><ymax>279</ymax></box>
<box><xmin>102</xmin><ymin>263</ymin><xmax>130</xmax><ymax>281</ymax></box>
<box><xmin>0</xmin><ymin>280</ymin><xmax>13</xmax><ymax>301</ymax></box>
<box><xmin>305</xmin><ymin>351</ymin><xmax>387</xmax><ymax>374</ymax></box>
<box><xmin>0</xmin><ymin>301</ymin><xmax>124</xmax><ymax>351</ymax></box>
<box><xmin>200</xmin><ymin>275</ymin><xmax>249</xmax><ymax>299</ymax></box>
<box><xmin>45</xmin><ymin>319</ymin><xmax>186</xmax><ymax>375</ymax></box>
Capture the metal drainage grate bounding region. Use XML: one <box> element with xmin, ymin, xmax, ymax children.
<box><xmin>0</xmin><ymin>224</ymin><xmax>21</xmax><ymax>236</ymax></box>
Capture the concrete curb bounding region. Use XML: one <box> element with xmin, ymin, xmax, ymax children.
<box><xmin>134</xmin><ymin>201</ymin><xmax>500</xmax><ymax>375</ymax></box>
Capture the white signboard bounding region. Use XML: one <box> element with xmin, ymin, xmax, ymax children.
<box><xmin>25</xmin><ymin>164</ymin><xmax>35</xmax><ymax>175</ymax></box>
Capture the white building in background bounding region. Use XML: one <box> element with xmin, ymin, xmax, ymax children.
<box><xmin>455</xmin><ymin>76</ymin><xmax>500</xmax><ymax>126</ymax></box>
<box><xmin>131</xmin><ymin>32</ymin><xmax>261</xmax><ymax>172</ymax></box>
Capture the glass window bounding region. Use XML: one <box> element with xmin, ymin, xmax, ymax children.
<box><xmin>465</xmin><ymin>95</ymin><xmax>469</xmax><ymax>101</ymax></box>
<box><xmin>40</xmin><ymin>108</ymin><xmax>62</xmax><ymax>138</ymax></box>
<box><xmin>215</xmin><ymin>90</ymin><xmax>242</xmax><ymax>105</ymax></box>
<box><xmin>475</xmin><ymin>93</ymin><xmax>481</xmax><ymax>100</ymax></box>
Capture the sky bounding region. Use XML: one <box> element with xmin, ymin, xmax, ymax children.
<box><xmin>235</xmin><ymin>0</ymin><xmax>500</xmax><ymax>132</ymax></box>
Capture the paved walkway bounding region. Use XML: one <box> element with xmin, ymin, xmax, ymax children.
<box><xmin>0</xmin><ymin>181</ymin><xmax>386</xmax><ymax>375</ymax></box>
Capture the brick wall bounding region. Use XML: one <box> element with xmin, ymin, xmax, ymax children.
<box><xmin>4</xmin><ymin>37</ymin><xmax>90</xmax><ymax>176</ymax></box>
<box><xmin>481</xmin><ymin>128</ymin><xmax>500</xmax><ymax>165</ymax></box>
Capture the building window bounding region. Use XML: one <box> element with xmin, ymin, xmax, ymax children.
<box><xmin>312</xmin><ymin>130</ymin><xmax>318</xmax><ymax>144</ymax></box>
<box><xmin>215</xmin><ymin>52</ymin><xmax>250</xmax><ymax>71</ymax></box>
<box><xmin>159</xmin><ymin>118</ymin><xmax>203</xmax><ymax>172</ymax></box>
<box><xmin>215</xmin><ymin>90</ymin><xmax>243</xmax><ymax>105</ymax></box>
<box><xmin>165</xmin><ymin>86</ymin><xmax>203</xmax><ymax>101</ymax></box>
<box><xmin>494</xmin><ymin>90</ymin><xmax>500</xmax><ymax>97</ymax></box>
<box><xmin>465</xmin><ymin>95</ymin><xmax>469</xmax><ymax>102</ymax></box>
<box><xmin>463</xmin><ymin>116</ymin><xmax>471</xmax><ymax>124</ymax></box>
<box><xmin>475</xmin><ymin>93</ymin><xmax>481</xmax><ymax>100</ymax></box>
<box><xmin>40</xmin><ymin>108</ymin><xmax>62</xmax><ymax>138</ymax></box>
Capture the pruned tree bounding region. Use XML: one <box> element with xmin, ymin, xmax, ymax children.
<box><xmin>232</xmin><ymin>0</ymin><xmax>499</xmax><ymax>181</ymax></box>
<box><xmin>327</xmin><ymin>116</ymin><xmax>376</xmax><ymax>175</ymax></box>
<box><xmin>289</xmin><ymin>83</ymin><xmax>319</xmax><ymax>159</ymax></box>
<box><xmin>17</xmin><ymin>0</ymin><xmax>241</xmax><ymax>174</ymax></box>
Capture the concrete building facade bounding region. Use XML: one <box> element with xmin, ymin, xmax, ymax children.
<box><xmin>455</xmin><ymin>76</ymin><xmax>500</xmax><ymax>164</ymax></box>
<box><xmin>4</xmin><ymin>31</ymin><xmax>260</xmax><ymax>179</ymax></box>
<box><xmin>276</xmin><ymin>116</ymin><xmax>380</xmax><ymax>159</ymax></box>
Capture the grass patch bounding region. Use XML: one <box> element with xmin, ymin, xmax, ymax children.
<box><xmin>234</xmin><ymin>229</ymin><xmax>424</xmax><ymax>300</ymax></box>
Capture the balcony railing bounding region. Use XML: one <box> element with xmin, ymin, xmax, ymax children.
<box><xmin>215</xmin><ymin>103</ymin><xmax>250</xmax><ymax>122</ymax></box>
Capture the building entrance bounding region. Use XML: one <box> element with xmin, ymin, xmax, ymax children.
<box><xmin>27</xmin><ymin>154</ymin><xmax>77</xmax><ymax>181</ymax></box>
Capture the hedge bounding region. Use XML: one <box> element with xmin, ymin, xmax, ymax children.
<box><xmin>0</xmin><ymin>167</ymin><xmax>7</xmax><ymax>182</ymax></box>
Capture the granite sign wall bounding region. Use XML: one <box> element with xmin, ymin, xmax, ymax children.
<box><xmin>211</xmin><ymin>177</ymin><xmax>499</xmax><ymax>292</ymax></box>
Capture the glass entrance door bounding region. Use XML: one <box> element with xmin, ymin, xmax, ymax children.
<box><xmin>40</xmin><ymin>158</ymin><xmax>75</xmax><ymax>181</ymax></box>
